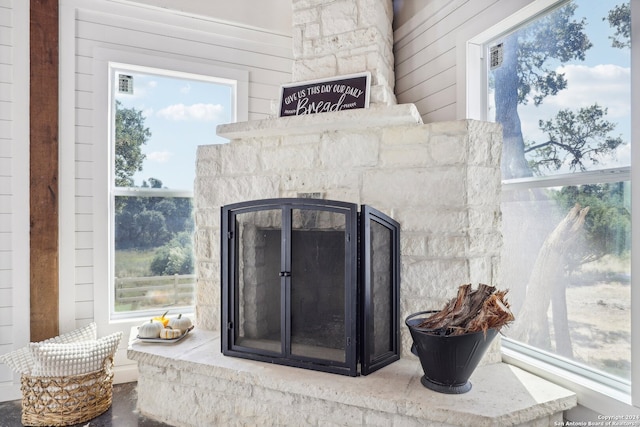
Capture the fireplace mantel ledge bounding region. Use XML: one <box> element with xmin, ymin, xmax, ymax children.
<box><xmin>216</xmin><ymin>103</ymin><xmax>424</xmax><ymax>140</ymax></box>
<box><xmin>128</xmin><ymin>328</ymin><xmax>576</xmax><ymax>426</ymax></box>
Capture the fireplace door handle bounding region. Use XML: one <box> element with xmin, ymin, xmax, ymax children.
<box><xmin>279</xmin><ymin>271</ymin><xmax>291</xmax><ymax>277</ymax></box>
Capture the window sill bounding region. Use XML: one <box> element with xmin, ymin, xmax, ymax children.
<box><xmin>502</xmin><ymin>346</ymin><xmax>640</xmax><ymax>417</ymax></box>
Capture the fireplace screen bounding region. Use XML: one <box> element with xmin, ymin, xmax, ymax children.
<box><xmin>221</xmin><ymin>198</ymin><xmax>400</xmax><ymax>376</ymax></box>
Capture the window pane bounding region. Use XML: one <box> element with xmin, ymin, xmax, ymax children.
<box><xmin>114</xmin><ymin>195</ymin><xmax>195</xmax><ymax>313</ymax></box>
<box><xmin>112</xmin><ymin>66</ymin><xmax>234</xmax><ymax>317</ymax></box>
<box><xmin>290</xmin><ymin>208</ymin><xmax>346</xmax><ymax>362</ymax></box>
<box><xmin>486</xmin><ymin>0</ymin><xmax>632</xmax><ymax>383</ymax></box>
<box><xmin>487</xmin><ymin>1</ymin><xmax>630</xmax><ymax>180</ymax></box>
<box><xmin>502</xmin><ymin>182</ymin><xmax>631</xmax><ymax>380</ymax></box>
<box><xmin>234</xmin><ymin>209</ymin><xmax>283</xmax><ymax>354</ymax></box>
<box><xmin>370</xmin><ymin>219</ymin><xmax>393</xmax><ymax>358</ymax></box>
<box><xmin>114</xmin><ymin>71</ymin><xmax>233</xmax><ymax>189</ymax></box>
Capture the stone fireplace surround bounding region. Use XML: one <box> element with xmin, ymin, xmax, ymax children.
<box><xmin>127</xmin><ymin>104</ymin><xmax>577</xmax><ymax>426</ymax></box>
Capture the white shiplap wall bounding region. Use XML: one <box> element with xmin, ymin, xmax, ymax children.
<box><xmin>58</xmin><ymin>0</ymin><xmax>293</xmax><ymax>382</ymax></box>
<box><xmin>393</xmin><ymin>0</ymin><xmax>533</xmax><ymax>123</ymax></box>
<box><xmin>0</xmin><ymin>0</ymin><xmax>30</xmax><ymax>402</ymax></box>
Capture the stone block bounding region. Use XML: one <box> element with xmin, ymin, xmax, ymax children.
<box><xmin>429</xmin><ymin>133</ymin><xmax>467</xmax><ymax>165</ymax></box>
<box><xmin>400</xmin><ymin>235</ymin><xmax>427</xmax><ymax>257</ymax></box>
<box><xmin>358</xmin><ymin>0</ymin><xmax>393</xmax><ymax>30</ymax></box>
<box><xmin>292</xmin><ymin>6</ymin><xmax>318</xmax><ymax>26</ymax></box>
<box><xmin>362</xmin><ymin>167</ymin><xmax>466</xmax><ymax>208</ymax></box>
<box><xmin>220</xmin><ymin>143</ymin><xmax>261</xmax><ymax>175</ymax></box>
<box><xmin>292</xmin><ymin>56</ymin><xmax>338</xmax><ymax>82</ymax></box>
<box><xmin>335</xmin><ymin>52</ymin><xmax>367</xmax><ymax>76</ymax></box>
<box><xmin>196</xmin><ymin>303</ymin><xmax>218</xmax><ymax>331</ymax></box>
<box><xmin>320</xmin><ymin>0</ymin><xmax>357</xmax><ymax>36</ymax></box>
<box><xmin>261</xmin><ymin>144</ymin><xmax>318</xmax><ymax>172</ymax></box>
<box><xmin>395</xmin><ymin>208</ymin><xmax>468</xmax><ymax>234</ymax></box>
<box><xmin>192</xmin><ymin>208</ymin><xmax>217</xmax><ymax>228</ymax></box>
<box><xmin>193</xmin><ymin>229</ymin><xmax>212</xmax><ymax>260</ymax></box>
<box><xmin>380</xmin><ymin>124</ymin><xmax>429</xmax><ymax>146</ymax></box>
<box><xmin>379</xmin><ymin>144</ymin><xmax>430</xmax><ymax>168</ymax></box>
<box><xmin>427</xmin><ymin>234</ymin><xmax>468</xmax><ymax>258</ymax></box>
<box><xmin>401</xmin><ymin>258</ymin><xmax>469</xmax><ymax>300</ymax></box>
<box><xmin>195</xmin><ymin>156</ymin><xmax>223</xmax><ymax>177</ymax></box>
<box><xmin>281</xmin><ymin>132</ymin><xmax>321</xmax><ymax>146</ymax></box>
<box><xmin>468</xmin><ymin>207</ymin><xmax>501</xmax><ymax>231</ymax></box>
<box><xmin>319</xmin><ymin>132</ymin><xmax>379</xmax><ymax>168</ymax></box>
<box><xmin>304</xmin><ymin>22</ymin><xmax>320</xmax><ymax>39</ymax></box>
<box><xmin>468</xmin><ymin>256</ymin><xmax>494</xmax><ymax>285</ymax></box>
<box><xmin>467</xmin><ymin>165</ymin><xmax>500</xmax><ymax>206</ymax></box>
<box><xmin>281</xmin><ymin>170</ymin><xmax>360</xmax><ymax>193</ymax></box>
<box><xmin>467</xmin><ymin>120</ymin><xmax>502</xmax><ymax>167</ymax></box>
<box><xmin>207</xmin><ymin>175</ymin><xmax>280</xmax><ymax>207</ymax></box>
<box><xmin>467</xmin><ymin>230</ymin><xmax>502</xmax><ymax>256</ymax></box>
<box><xmin>322</xmin><ymin>188</ymin><xmax>360</xmax><ymax>203</ymax></box>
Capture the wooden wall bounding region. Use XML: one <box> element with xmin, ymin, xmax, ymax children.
<box><xmin>393</xmin><ymin>0</ymin><xmax>533</xmax><ymax>123</ymax></box>
<box><xmin>0</xmin><ymin>0</ymin><xmax>31</xmax><ymax>401</ymax></box>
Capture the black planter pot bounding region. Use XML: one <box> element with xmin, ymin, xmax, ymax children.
<box><xmin>405</xmin><ymin>311</ymin><xmax>498</xmax><ymax>394</ymax></box>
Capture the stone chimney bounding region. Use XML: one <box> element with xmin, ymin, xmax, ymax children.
<box><xmin>291</xmin><ymin>0</ymin><xmax>396</xmax><ymax>106</ymax></box>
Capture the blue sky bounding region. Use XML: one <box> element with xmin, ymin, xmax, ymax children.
<box><xmin>115</xmin><ymin>72</ymin><xmax>233</xmax><ymax>190</ymax></box>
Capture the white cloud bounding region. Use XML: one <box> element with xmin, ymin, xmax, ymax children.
<box><xmin>526</xmin><ymin>64</ymin><xmax>630</xmax><ymax>118</ymax></box>
<box><xmin>519</xmin><ymin>63</ymin><xmax>631</xmax><ymax>142</ymax></box>
<box><xmin>146</xmin><ymin>150</ymin><xmax>172</xmax><ymax>163</ymax></box>
<box><xmin>156</xmin><ymin>103</ymin><xmax>225</xmax><ymax>121</ymax></box>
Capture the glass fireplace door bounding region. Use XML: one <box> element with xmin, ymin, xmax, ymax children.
<box><xmin>229</xmin><ymin>208</ymin><xmax>283</xmax><ymax>355</ymax></box>
<box><xmin>222</xmin><ymin>198</ymin><xmax>358</xmax><ymax>376</ymax></box>
<box><xmin>289</xmin><ymin>207</ymin><xmax>351</xmax><ymax>364</ymax></box>
<box><xmin>221</xmin><ymin>198</ymin><xmax>399</xmax><ymax>376</ymax></box>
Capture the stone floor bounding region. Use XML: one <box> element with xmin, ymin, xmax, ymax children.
<box><xmin>0</xmin><ymin>382</ymin><xmax>171</xmax><ymax>427</ymax></box>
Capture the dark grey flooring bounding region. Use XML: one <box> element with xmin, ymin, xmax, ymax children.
<box><xmin>0</xmin><ymin>382</ymin><xmax>172</xmax><ymax>427</ymax></box>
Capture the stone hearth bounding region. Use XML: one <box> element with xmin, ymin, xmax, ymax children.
<box><xmin>128</xmin><ymin>328</ymin><xmax>576</xmax><ymax>426</ymax></box>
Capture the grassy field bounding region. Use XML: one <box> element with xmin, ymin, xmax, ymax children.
<box><xmin>115</xmin><ymin>249</ymin><xmax>156</xmax><ymax>277</ymax></box>
<box><xmin>114</xmin><ymin>249</ymin><xmax>194</xmax><ymax>312</ymax></box>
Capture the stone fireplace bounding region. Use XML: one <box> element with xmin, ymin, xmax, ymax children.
<box><xmin>193</xmin><ymin>0</ymin><xmax>504</xmax><ymax>357</ymax></box>
<box><xmin>126</xmin><ymin>0</ymin><xmax>577</xmax><ymax>424</ymax></box>
<box><xmin>195</xmin><ymin>105</ymin><xmax>505</xmax><ymax>365</ymax></box>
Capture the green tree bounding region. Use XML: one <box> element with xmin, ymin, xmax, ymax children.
<box><xmin>150</xmin><ymin>232</ymin><xmax>194</xmax><ymax>275</ymax></box>
<box><xmin>494</xmin><ymin>2</ymin><xmax>593</xmax><ymax>178</ymax></box>
<box><xmin>605</xmin><ymin>3</ymin><xmax>631</xmax><ymax>49</ymax></box>
<box><xmin>526</xmin><ymin>105</ymin><xmax>624</xmax><ymax>174</ymax></box>
<box><xmin>136</xmin><ymin>210</ymin><xmax>171</xmax><ymax>248</ymax></box>
<box><xmin>553</xmin><ymin>183</ymin><xmax>631</xmax><ymax>264</ymax></box>
<box><xmin>115</xmin><ymin>100</ymin><xmax>151</xmax><ymax>186</ymax></box>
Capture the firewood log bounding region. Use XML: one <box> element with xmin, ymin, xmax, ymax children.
<box><xmin>417</xmin><ymin>284</ymin><xmax>513</xmax><ymax>335</ymax></box>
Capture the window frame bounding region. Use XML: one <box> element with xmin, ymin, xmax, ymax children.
<box><xmin>108</xmin><ymin>63</ymin><xmax>236</xmax><ymax>321</ymax></box>
<box><xmin>463</xmin><ymin>0</ymin><xmax>640</xmax><ymax>414</ymax></box>
<box><xmin>92</xmin><ymin>48</ymin><xmax>248</xmax><ymax>333</ymax></box>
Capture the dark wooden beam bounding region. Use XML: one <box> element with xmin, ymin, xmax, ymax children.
<box><xmin>30</xmin><ymin>0</ymin><xmax>59</xmax><ymax>341</ymax></box>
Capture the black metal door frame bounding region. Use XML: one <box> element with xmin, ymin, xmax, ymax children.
<box><xmin>221</xmin><ymin>198</ymin><xmax>359</xmax><ymax>376</ymax></box>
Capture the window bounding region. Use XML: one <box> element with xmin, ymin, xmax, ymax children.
<box><xmin>479</xmin><ymin>0</ymin><xmax>632</xmax><ymax>399</ymax></box>
<box><xmin>109</xmin><ymin>64</ymin><xmax>235</xmax><ymax>319</ymax></box>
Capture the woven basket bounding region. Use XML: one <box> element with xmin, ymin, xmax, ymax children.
<box><xmin>20</xmin><ymin>357</ymin><xmax>114</xmax><ymax>426</ymax></box>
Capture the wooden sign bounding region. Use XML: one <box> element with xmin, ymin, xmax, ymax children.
<box><xmin>279</xmin><ymin>72</ymin><xmax>371</xmax><ymax>117</ymax></box>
